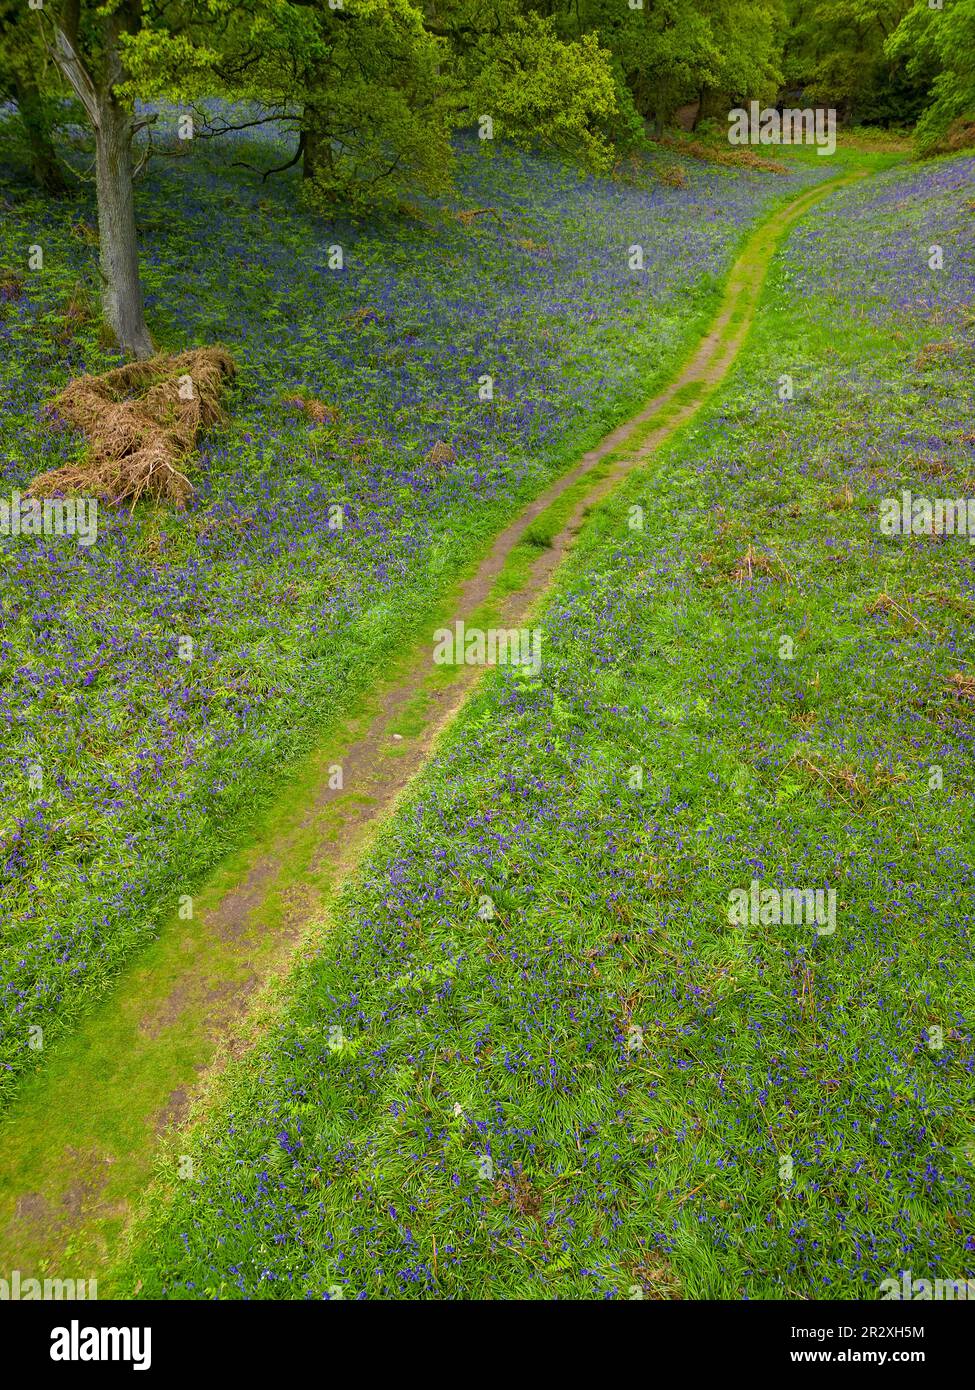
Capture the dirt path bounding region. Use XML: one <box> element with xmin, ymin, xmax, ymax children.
<box><xmin>0</xmin><ymin>170</ymin><xmax>864</xmax><ymax>1288</ymax></box>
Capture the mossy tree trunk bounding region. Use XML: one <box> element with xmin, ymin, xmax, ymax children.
<box><xmin>94</xmin><ymin>86</ymin><xmax>153</xmax><ymax>359</ymax></box>
<box><xmin>53</xmin><ymin>3</ymin><xmax>154</xmax><ymax>360</ymax></box>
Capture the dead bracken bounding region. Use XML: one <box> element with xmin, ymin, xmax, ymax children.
<box><xmin>0</xmin><ymin>267</ymin><xmax>24</xmax><ymax>301</ymax></box>
<box><xmin>30</xmin><ymin>346</ymin><xmax>236</xmax><ymax>508</ymax></box>
<box><xmin>786</xmin><ymin>750</ymin><xmax>872</xmax><ymax>805</ymax></box>
<box><xmin>346</xmin><ymin>305</ymin><xmax>381</xmax><ymax>327</ymax></box>
<box><xmin>630</xmin><ymin>1252</ymin><xmax>683</xmax><ymax>1300</ymax></box>
<box><xmin>731</xmin><ymin>545</ymin><xmax>781</xmax><ymax>584</ymax></box>
<box><xmin>492</xmin><ymin>1162</ymin><xmax>543</xmax><ymax>1219</ymax></box>
<box><xmin>946</xmin><ymin>671</ymin><xmax>975</xmax><ymax>705</ymax></box>
<box><xmin>865</xmin><ymin>591</ymin><xmax>929</xmax><ymax>632</ymax></box>
<box><xmin>914</xmin><ymin>340</ymin><xmax>955</xmax><ymax>371</ymax></box>
<box><xmin>658</xmin><ymin>162</ymin><xmax>687</xmax><ymax>187</ymax></box>
<box><xmin>455</xmin><ymin>207</ymin><xmax>502</xmax><ymax>227</ymax></box>
<box><xmin>284</xmin><ymin>395</ymin><xmax>341</xmax><ymax>426</ymax></box>
<box><xmin>425</xmin><ymin>440</ymin><xmax>457</xmax><ymax>469</ymax></box>
<box><xmin>660</xmin><ymin>135</ymin><xmax>787</xmax><ymax>174</ymax></box>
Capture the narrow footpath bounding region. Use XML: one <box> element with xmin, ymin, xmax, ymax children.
<box><xmin>0</xmin><ymin>169</ymin><xmax>867</xmax><ymax>1287</ymax></box>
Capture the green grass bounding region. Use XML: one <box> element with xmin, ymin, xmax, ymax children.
<box><xmin>0</xmin><ymin>167</ymin><xmax>864</xmax><ymax>1286</ymax></box>
<box><xmin>8</xmin><ymin>136</ymin><xmax>971</xmax><ymax>1302</ymax></box>
<box><xmin>6</xmin><ymin>128</ymin><xmax>843</xmax><ymax>1107</ymax></box>
<box><xmin>103</xmin><ymin>155</ymin><xmax>975</xmax><ymax>1301</ymax></box>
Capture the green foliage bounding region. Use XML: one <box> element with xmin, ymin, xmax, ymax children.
<box><xmin>553</xmin><ymin>0</ymin><xmax>784</xmax><ymax>128</ymax></box>
<box><xmin>0</xmin><ymin>1</ymin><xmax>73</xmax><ymax>191</ymax></box>
<box><xmin>4</xmin><ymin>0</ymin><xmax>973</xmax><ymax>206</ymax></box>
<box><xmin>464</xmin><ymin>14</ymin><xmax>618</xmax><ymax>171</ymax></box>
<box><xmin>576</xmin><ymin>0</ymin><xmax>720</xmax><ymax>125</ymax></box>
<box><xmin>783</xmin><ymin>0</ymin><xmax>929</xmax><ymax>125</ymax></box>
<box><xmin>705</xmin><ymin>0</ymin><xmax>784</xmax><ymax>104</ymax></box>
<box><xmin>121</xmin><ymin>0</ymin><xmax>619</xmax><ymax>204</ymax></box>
<box><xmin>886</xmin><ymin>0</ymin><xmax>975</xmax><ymax>151</ymax></box>
<box><xmin>0</xmin><ymin>0</ymin><xmax>36</xmax><ymax>88</ymax></box>
<box><xmin>295</xmin><ymin>0</ymin><xmax>454</xmax><ymax>209</ymax></box>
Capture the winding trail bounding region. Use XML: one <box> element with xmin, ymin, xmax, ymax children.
<box><xmin>0</xmin><ymin>169</ymin><xmax>865</xmax><ymax>1288</ymax></box>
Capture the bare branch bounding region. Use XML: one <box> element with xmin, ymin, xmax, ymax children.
<box><xmin>50</xmin><ymin>26</ymin><xmax>100</xmax><ymax>130</ymax></box>
<box><xmin>229</xmin><ymin>132</ymin><xmax>306</xmax><ymax>181</ymax></box>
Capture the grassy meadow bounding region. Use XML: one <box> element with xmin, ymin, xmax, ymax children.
<box><xmin>103</xmin><ymin>152</ymin><xmax>975</xmax><ymax>1301</ymax></box>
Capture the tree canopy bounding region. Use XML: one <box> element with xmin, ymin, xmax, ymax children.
<box><xmin>2</xmin><ymin>0</ymin><xmax>972</xmax><ymax>357</ymax></box>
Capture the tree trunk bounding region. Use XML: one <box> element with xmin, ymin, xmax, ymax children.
<box><xmin>302</xmin><ymin>126</ymin><xmax>318</xmax><ymax>181</ymax></box>
<box><xmin>94</xmin><ymin>90</ymin><xmax>153</xmax><ymax>360</ymax></box>
<box><xmin>52</xmin><ymin>3</ymin><xmax>157</xmax><ymax>361</ymax></box>
<box><xmin>15</xmin><ymin>74</ymin><xmax>68</xmax><ymax>196</ymax></box>
<box><xmin>302</xmin><ymin>117</ymin><xmax>324</xmax><ymax>181</ymax></box>
<box><xmin>691</xmin><ymin>90</ymin><xmax>704</xmax><ymax>132</ymax></box>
